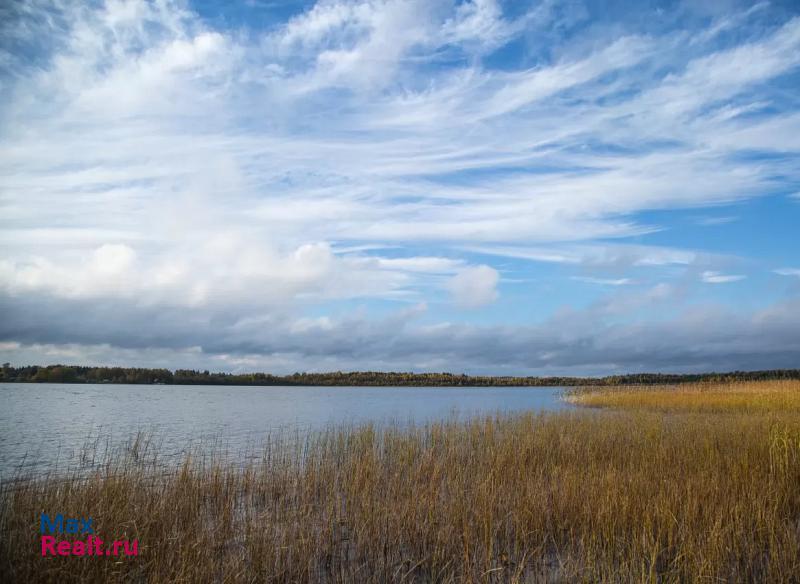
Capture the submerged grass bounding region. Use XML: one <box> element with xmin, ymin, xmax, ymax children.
<box><xmin>2</xmin><ymin>382</ymin><xmax>800</xmax><ymax>582</ymax></box>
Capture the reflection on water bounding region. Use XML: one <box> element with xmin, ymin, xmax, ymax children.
<box><xmin>0</xmin><ymin>383</ymin><xmax>571</xmax><ymax>478</ymax></box>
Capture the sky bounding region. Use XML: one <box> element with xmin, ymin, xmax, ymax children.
<box><xmin>0</xmin><ymin>0</ymin><xmax>799</xmax><ymax>376</ymax></box>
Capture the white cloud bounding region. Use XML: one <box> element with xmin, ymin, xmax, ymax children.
<box><xmin>695</xmin><ymin>216</ymin><xmax>738</xmax><ymax>226</ymax></box>
<box><xmin>479</xmin><ymin>35</ymin><xmax>654</xmax><ymax>120</ymax></box>
<box><xmin>4</xmin><ymin>1</ymin><xmax>799</xmax><ymax>266</ymax></box>
<box><xmin>774</xmin><ymin>268</ymin><xmax>800</xmax><ymax>277</ymax></box>
<box><xmin>571</xmin><ymin>277</ymin><xmax>633</xmax><ymax>286</ymax></box>
<box><xmin>626</xmin><ymin>17</ymin><xmax>800</xmax><ymax>123</ymax></box>
<box><xmin>0</xmin><ymin>238</ymin><xmax>479</xmax><ymax>308</ymax></box>
<box><xmin>371</xmin><ymin>257</ymin><xmax>464</xmax><ymax>273</ymax></box>
<box><xmin>442</xmin><ymin>0</ymin><xmax>509</xmax><ymax>48</ymax></box>
<box><xmin>460</xmin><ymin>243</ymin><xmax>700</xmax><ymax>268</ymax></box>
<box><xmin>446</xmin><ymin>265</ymin><xmax>499</xmax><ymax>309</ymax></box>
<box><xmin>701</xmin><ymin>271</ymin><xmax>746</xmax><ymax>284</ymax></box>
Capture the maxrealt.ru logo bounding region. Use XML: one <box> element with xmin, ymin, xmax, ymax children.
<box><xmin>40</xmin><ymin>514</ymin><xmax>138</xmax><ymax>557</ymax></box>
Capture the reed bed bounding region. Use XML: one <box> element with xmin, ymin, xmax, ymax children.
<box><xmin>2</xmin><ymin>384</ymin><xmax>800</xmax><ymax>582</ymax></box>
<box><xmin>568</xmin><ymin>379</ymin><xmax>800</xmax><ymax>412</ymax></box>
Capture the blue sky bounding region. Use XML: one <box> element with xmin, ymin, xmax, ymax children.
<box><xmin>0</xmin><ymin>0</ymin><xmax>799</xmax><ymax>374</ymax></box>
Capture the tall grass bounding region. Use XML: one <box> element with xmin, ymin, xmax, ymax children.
<box><xmin>568</xmin><ymin>379</ymin><xmax>800</xmax><ymax>412</ymax></box>
<box><xmin>2</xmin><ymin>384</ymin><xmax>800</xmax><ymax>582</ymax></box>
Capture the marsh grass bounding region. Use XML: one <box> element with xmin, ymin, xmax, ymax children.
<box><xmin>568</xmin><ymin>379</ymin><xmax>800</xmax><ymax>412</ymax></box>
<box><xmin>2</xmin><ymin>383</ymin><xmax>800</xmax><ymax>582</ymax></box>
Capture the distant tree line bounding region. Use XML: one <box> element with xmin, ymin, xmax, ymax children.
<box><xmin>1</xmin><ymin>363</ymin><xmax>799</xmax><ymax>386</ymax></box>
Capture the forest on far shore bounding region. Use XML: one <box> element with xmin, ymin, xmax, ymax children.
<box><xmin>2</xmin><ymin>363</ymin><xmax>799</xmax><ymax>387</ymax></box>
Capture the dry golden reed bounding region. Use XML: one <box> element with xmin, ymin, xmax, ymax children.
<box><xmin>568</xmin><ymin>379</ymin><xmax>800</xmax><ymax>412</ymax></box>
<box><xmin>2</xmin><ymin>381</ymin><xmax>800</xmax><ymax>582</ymax></box>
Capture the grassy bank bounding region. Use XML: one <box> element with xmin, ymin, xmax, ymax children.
<box><xmin>2</xmin><ymin>383</ymin><xmax>800</xmax><ymax>582</ymax></box>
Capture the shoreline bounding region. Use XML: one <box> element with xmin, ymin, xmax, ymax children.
<box><xmin>3</xmin><ymin>365</ymin><xmax>800</xmax><ymax>387</ymax></box>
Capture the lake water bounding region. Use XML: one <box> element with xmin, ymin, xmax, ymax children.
<box><xmin>0</xmin><ymin>383</ymin><xmax>571</xmax><ymax>479</ymax></box>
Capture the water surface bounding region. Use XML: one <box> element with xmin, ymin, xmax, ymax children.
<box><xmin>0</xmin><ymin>383</ymin><xmax>570</xmax><ymax>478</ymax></box>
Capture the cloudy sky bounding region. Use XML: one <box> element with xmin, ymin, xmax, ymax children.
<box><xmin>1</xmin><ymin>0</ymin><xmax>799</xmax><ymax>375</ymax></box>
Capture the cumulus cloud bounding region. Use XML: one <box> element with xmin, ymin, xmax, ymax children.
<box><xmin>0</xmin><ymin>240</ymin><xmax>477</xmax><ymax>307</ymax></box>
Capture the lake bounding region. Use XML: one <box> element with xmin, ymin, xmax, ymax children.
<box><xmin>0</xmin><ymin>383</ymin><xmax>571</xmax><ymax>479</ymax></box>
